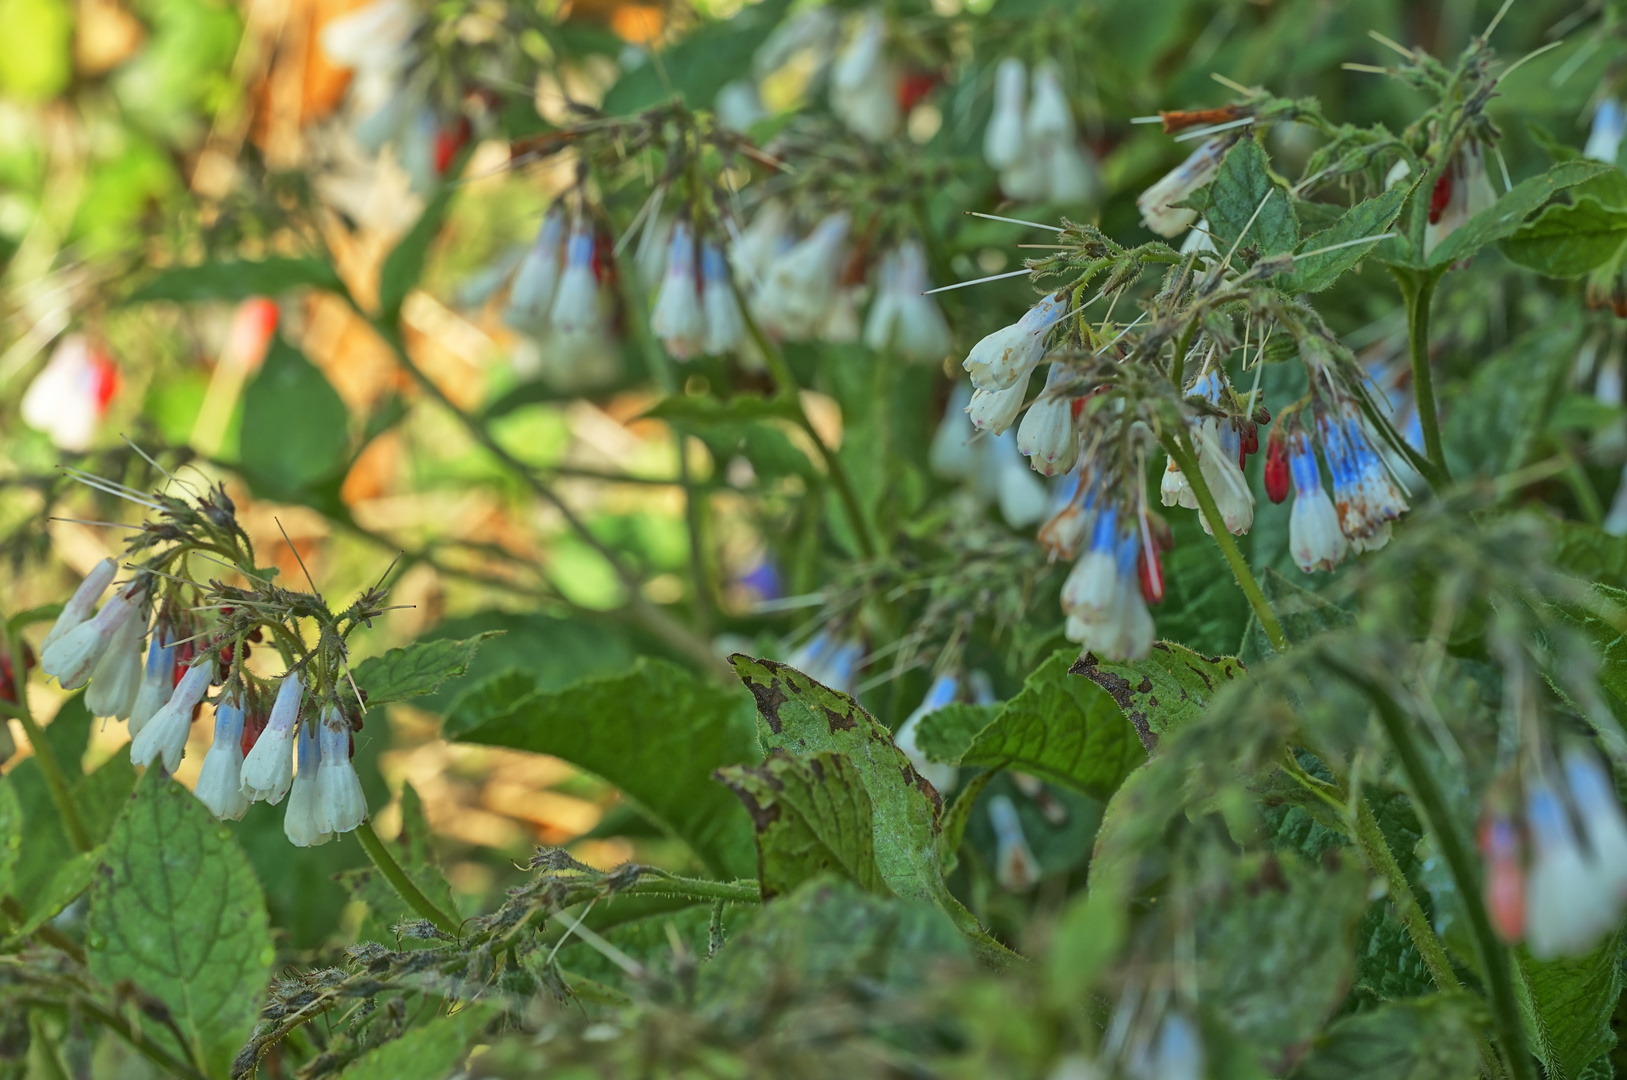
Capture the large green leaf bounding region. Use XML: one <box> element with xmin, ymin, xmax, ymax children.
<box><xmin>729</xmin><ymin>655</ymin><xmax>993</xmax><ymax>945</ymax></box>
<box><xmin>86</xmin><ymin>774</ymin><xmax>274</xmax><ymax>1079</ymax></box>
<box><xmin>1553</xmin><ymin>520</ymin><xmax>1627</xmax><ymax>592</ymax></box>
<box><xmin>1513</xmin><ymin>934</ymin><xmax>1623</xmax><ymax>1080</ymax></box>
<box><xmin>1427</xmin><ymin>160</ymin><xmax>1611</xmax><ymax>268</ymax></box>
<box><xmin>1283</xmin><ymin>185</ymin><xmax>1409</xmax><ymax>293</ymax></box>
<box><xmin>718</xmin><ymin>751</ymin><xmax>887</xmax><ymax>899</ymax></box>
<box><xmin>917</xmin><ymin>652</ymin><xmax>1144</xmax><ymax>800</ymax></box>
<box><xmin>1206</xmin><ymin>136</ymin><xmax>1299</xmax><ymax>258</ymax></box>
<box><xmin>125</xmin><ymin>256</ymin><xmax>342</xmax><ymax>304</ymax></box>
<box><xmin>337</xmin><ymin>1005</ymin><xmax>493</xmax><ymax>1080</ymax></box>
<box><xmin>1073</xmin><ymin>643</ymin><xmax>1246</xmax><ymax>752</ymax></box>
<box><xmin>1244</xmin><ymin>570</ymin><xmax>1356</xmax><ymax>662</ymax></box>
<box><xmin>444</xmin><ymin>659</ymin><xmax>761</xmax><ymax>877</ymax></box>
<box><xmin>1200</xmin><ymin>851</ymin><xmax>1370</xmax><ymax>1065</ymax></box>
<box><xmin>238</xmin><ymin>337</ymin><xmax>351</xmax><ymax>497</ymax></box>
<box><xmin>1443</xmin><ymin>317</ymin><xmax>1581</xmax><ymax>480</ymax></box>
<box><xmin>912</xmin><ymin>702</ymin><xmax>1000</xmax><ymax>765</ymax></box>
<box><xmin>1289</xmin><ymin>994</ymin><xmax>1485</xmax><ymax>1080</ymax></box>
<box><xmin>1500</xmin><ymin>197</ymin><xmax>1627</xmax><ymax>277</ymax></box>
<box><xmin>352</xmin><ymin>633</ymin><xmax>498</xmax><ymax>707</ymax></box>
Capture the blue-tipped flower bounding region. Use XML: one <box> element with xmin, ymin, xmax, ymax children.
<box><xmin>652</xmin><ymin>221</ymin><xmax>706</xmax><ymax>360</ymax></box>
<box><xmin>504</xmin><ymin>207</ymin><xmax>566</xmax><ymax>333</ymax></box>
<box><xmin>988</xmin><ymin>794</ymin><xmax>1040</xmax><ymax>893</ymax></box>
<box><xmin>701</xmin><ymin>241</ymin><xmax>745</xmax><ymax>355</ymax></box>
<box><xmin>129</xmin><ymin>629</ymin><xmax>178</xmax><ymax>735</ymax></box>
<box><xmin>548</xmin><ymin>221</ymin><xmax>601</xmax><ymax>336</ymax></box>
<box><xmin>1288</xmin><ymin>432</ymin><xmax>1347</xmax><ymax>573</ymax></box>
<box><xmin>284</xmin><ymin>721</ymin><xmax>331</xmax><ymax>847</ymax></box>
<box><xmin>196</xmin><ymin>699</ymin><xmax>250</xmax><ymax>820</ymax></box>
<box><xmin>1587</xmin><ymin>99</ymin><xmax>1626</xmax><ymax>165</ymax></box>
<box><xmin>1525</xmin><ymin>778</ymin><xmax>1619</xmax><ymax>958</ymax></box>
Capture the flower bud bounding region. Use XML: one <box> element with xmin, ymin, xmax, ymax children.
<box><xmin>130</xmin><ymin>661</ymin><xmax>211</xmax><ymax>773</ymax></box>
<box><xmin>241</xmin><ymin>672</ymin><xmax>303</xmax><ymax>805</ymax></box>
<box><xmin>84</xmin><ymin>613</ymin><xmax>143</xmax><ymax>720</ymax></box>
<box><xmin>989</xmin><ymin>794</ymin><xmax>1040</xmax><ymax>893</ymax></box>
<box><xmin>504</xmin><ymin>208</ymin><xmax>566</xmax><ymax>333</ymax></box>
<box><xmin>41</xmin><ymin>589</ymin><xmax>140</xmax><ymax>691</ymax></box>
<box><xmin>41</xmin><ymin>558</ymin><xmax>117</xmax><ymax>654</ymax></box>
<box><xmin>1137</xmin><ymin>137</ymin><xmax>1230</xmax><ymax>238</ymax></box>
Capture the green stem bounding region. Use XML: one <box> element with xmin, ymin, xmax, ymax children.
<box><xmin>1352</xmin><ymin>798</ymin><xmax>1460</xmax><ymax>990</ymax></box>
<box><xmin>23</xmin><ymin>999</ymin><xmax>207</xmax><ymax>1080</ymax></box>
<box><xmin>733</xmin><ymin>285</ymin><xmax>879</xmax><ymax>559</ymax></box>
<box><xmin>1394</xmin><ymin>268</ymin><xmax>1451</xmax><ymax>481</ymax></box>
<box><xmin>1170</xmin><ymin>316</ymin><xmax>1199</xmax><ymax>390</ymax></box>
<box><xmin>1160</xmin><ymin>429</ymin><xmax>1288</xmax><ymax>652</ymax></box>
<box><xmin>1324</xmin><ymin>657</ymin><xmax>1536</xmax><ymax>1080</ymax></box>
<box><xmin>362</xmin><ymin>315</ymin><xmax>724</xmax><ymax>674</ymax></box>
<box><xmin>353</xmin><ymin>820</ymin><xmax>461</xmax><ymax>936</ymax></box>
<box><xmin>626</xmin><ymin>873</ymin><xmax>761</xmax><ymax>904</ymax></box>
<box><xmin>1</xmin><ymin>630</ymin><xmax>91</xmax><ymax>854</ymax></box>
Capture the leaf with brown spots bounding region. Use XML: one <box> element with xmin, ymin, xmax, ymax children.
<box><xmin>1073</xmin><ymin>642</ymin><xmax>1247</xmax><ymax>752</ymax></box>
<box><xmin>727</xmin><ymin>656</ymin><xmax>1006</xmax><ymax>956</ymax></box>
<box><xmin>717</xmin><ymin>752</ymin><xmax>889</xmax><ymax>899</ymax></box>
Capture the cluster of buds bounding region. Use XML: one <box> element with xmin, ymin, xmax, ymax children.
<box><xmin>736</xmin><ymin>202</ymin><xmax>953</xmax><ymax>360</ymax></box>
<box><xmin>21</xmin><ymin>334</ymin><xmax>119</xmax><ymax>453</ymax></box>
<box><xmin>1048</xmin><ymin>474</ymin><xmax>1163</xmax><ymax>661</ymax></box>
<box><xmin>983</xmin><ymin>58</ymin><xmax>1097</xmax><ymax>204</ymax></box>
<box><xmin>32</xmin><ymin>475</ymin><xmax>379</xmax><ymax>847</ymax></box>
<box><xmin>1480</xmin><ymin>746</ymin><xmax>1627</xmax><ymax>959</ymax></box>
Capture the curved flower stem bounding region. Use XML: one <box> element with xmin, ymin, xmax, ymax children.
<box><xmin>353</xmin><ymin>820</ymin><xmax>461</xmax><ymax>936</ymax></box>
<box><xmin>1323</xmin><ymin>656</ymin><xmax>1537</xmax><ymax>1080</ymax></box>
<box><xmin>1392</xmin><ymin>267</ymin><xmax>1451</xmax><ymax>482</ymax></box>
<box><xmin>622</xmin><ymin>873</ymin><xmax>761</xmax><ymax>904</ymax></box>
<box><xmin>0</xmin><ymin>629</ymin><xmax>91</xmax><ymax>854</ymax></box>
<box><xmin>1158</xmin><ymin>428</ymin><xmax>1288</xmax><ymax>652</ymax></box>
<box><xmin>732</xmin><ymin>287</ymin><xmax>880</xmax><ymax>559</ymax></box>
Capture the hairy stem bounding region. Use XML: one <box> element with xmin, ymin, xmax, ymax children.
<box><xmin>354</xmin><ymin>820</ymin><xmax>461</xmax><ymax>936</ymax></box>
<box><xmin>1324</xmin><ymin>657</ymin><xmax>1536</xmax><ymax>1080</ymax></box>
<box><xmin>626</xmin><ymin>873</ymin><xmax>761</xmax><ymax>904</ymax></box>
<box><xmin>1159</xmin><ymin>429</ymin><xmax>1288</xmax><ymax>652</ymax></box>
<box><xmin>732</xmin><ymin>284</ymin><xmax>880</xmax><ymax>559</ymax></box>
<box><xmin>0</xmin><ymin>630</ymin><xmax>91</xmax><ymax>854</ymax></box>
<box><xmin>1394</xmin><ymin>268</ymin><xmax>1451</xmax><ymax>481</ymax></box>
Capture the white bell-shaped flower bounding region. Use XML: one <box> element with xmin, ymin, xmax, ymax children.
<box><xmin>84</xmin><ymin>613</ymin><xmax>143</xmax><ymax>720</ymax></box>
<box><xmin>962</xmin><ymin>293</ymin><xmax>1067</xmax><ymax>390</ymax></box>
<box><xmin>701</xmin><ymin>242</ymin><xmax>746</xmax><ymax>355</ymax></box>
<box><xmin>983</xmin><ymin>58</ymin><xmax>1028</xmax><ymax>170</ymax></box>
<box><xmin>1287</xmin><ymin>436</ymin><xmax>1348</xmax><ymax>573</ymax></box>
<box><xmin>1016</xmin><ymin>363</ymin><xmax>1078</xmax><ymax>476</ymax></box>
<box><xmin>1525</xmin><ymin>779</ymin><xmax>1622</xmax><ymax>958</ymax></box>
<box><xmin>130</xmin><ymin>660</ymin><xmax>212</xmax><ymax>773</ymax></box>
<box><xmin>504</xmin><ymin>208</ymin><xmax>566</xmax><ymax>333</ymax></box>
<box><xmin>41</xmin><ymin>589</ymin><xmax>140</xmax><ymax>691</ymax></box>
<box><xmin>893</xmin><ymin>674</ymin><xmax>960</xmax><ymax>794</ymax></box>
<box><xmin>1138</xmin><ymin>137</ymin><xmax>1230</xmax><ymax>238</ymax></box>
<box><xmin>316</xmin><ymin>714</ymin><xmax>368</xmax><ymax>835</ymax></box>
<box><xmin>752</xmin><ymin>213</ymin><xmax>851</xmax><ymax>340</ymax></box>
<box><xmin>989</xmin><ymin>794</ymin><xmax>1040</xmax><ymax>892</ymax></box>
<box><xmin>195</xmin><ymin>700</ymin><xmax>250</xmax><ymax>821</ymax></box>
<box><xmin>41</xmin><ymin>557</ymin><xmax>117</xmax><ymax>654</ymax></box>
<box><xmin>652</xmin><ymin>221</ymin><xmax>707</xmax><ymax>360</ymax></box>
<box><xmin>548</xmin><ymin>222</ymin><xmax>602</xmax><ymax>336</ymax></box>
<box><xmin>829</xmin><ymin>9</ymin><xmax>900</xmax><ymax>143</ymax></box>
<box><xmin>241</xmin><ymin>672</ymin><xmax>303</xmax><ymax>805</ymax></box>
<box><xmin>283</xmin><ymin>723</ymin><xmax>332</xmax><ymax>847</ymax></box>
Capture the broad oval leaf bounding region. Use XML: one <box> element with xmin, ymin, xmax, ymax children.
<box><xmin>1427</xmin><ymin>159</ymin><xmax>1612</xmax><ymax>268</ymax></box>
<box><xmin>717</xmin><ymin>751</ymin><xmax>888</xmax><ymax>899</ymax></box>
<box><xmin>86</xmin><ymin>773</ymin><xmax>274</xmax><ymax>1079</ymax></box>
<box><xmin>1074</xmin><ymin>642</ymin><xmax>1246</xmax><ymax>752</ymax></box>
<box><xmin>1289</xmin><ymin>994</ymin><xmax>1485</xmax><ymax>1080</ymax></box>
<box><xmin>445</xmin><ymin>658</ymin><xmax>761</xmax><ymax>878</ymax></box>
<box><xmin>1500</xmin><ymin>197</ymin><xmax>1627</xmax><ymax>278</ymax></box>
<box><xmin>1283</xmin><ymin>185</ymin><xmax>1409</xmax><ymax>293</ymax></box>
<box><xmin>1512</xmin><ymin>933</ymin><xmax>1623</xmax><ymax>1080</ymax></box>
<box><xmin>238</xmin><ymin>337</ymin><xmax>351</xmax><ymax>497</ymax></box>
<box><xmin>1206</xmin><ymin>136</ymin><xmax>1299</xmax><ymax>258</ymax></box>
<box><xmin>352</xmin><ymin>632</ymin><xmax>499</xmax><ymax>707</ymax></box>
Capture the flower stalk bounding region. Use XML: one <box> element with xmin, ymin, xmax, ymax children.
<box><xmin>354</xmin><ymin>819</ymin><xmax>462</xmax><ymax>936</ymax></box>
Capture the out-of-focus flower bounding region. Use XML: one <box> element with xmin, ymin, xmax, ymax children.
<box><xmin>21</xmin><ymin>335</ymin><xmax>119</xmax><ymax>452</ymax></box>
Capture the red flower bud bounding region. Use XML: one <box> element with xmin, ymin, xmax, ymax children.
<box><xmin>1264</xmin><ymin>428</ymin><xmax>1290</xmax><ymax>504</ymax></box>
<box><xmin>1428</xmin><ymin>169</ymin><xmax>1453</xmax><ymax>225</ymax></box>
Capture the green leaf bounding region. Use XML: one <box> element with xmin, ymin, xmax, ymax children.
<box><xmin>86</xmin><ymin>773</ymin><xmax>274</xmax><ymax>1079</ymax></box>
<box><xmin>911</xmin><ymin>702</ymin><xmax>1000</xmax><ymax>765</ymax></box>
<box><xmin>0</xmin><ymin>779</ymin><xmax>23</xmax><ymax>900</ymax></box>
<box><xmin>445</xmin><ymin>658</ymin><xmax>761</xmax><ymax>877</ymax></box>
<box><xmin>1283</xmin><ymin>185</ymin><xmax>1409</xmax><ymax>293</ymax></box>
<box><xmin>238</xmin><ymin>337</ymin><xmax>351</xmax><ymax>497</ymax></box>
<box><xmin>1243</xmin><ymin>570</ymin><xmax>1356</xmax><ymax>662</ymax></box>
<box><xmin>125</xmin><ymin>256</ymin><xmax>342</xmax><ymax>304</ymax></box>
<box><xmin>602</xmin><ymin>0</ymin><xmax>792</xmax><ymax>115</ymax></box>
<box><xmin>697</xmin><ymin>876</ymin><xmax>969</xmax><ymax>1021</ymax></box>
<box><xmin>352</xmin><ymin>633</ymin><xmax>499</xmax><ymax>707</ymax></box>
<box><xmin>647</xmin><ymin>395</ymin><xmax>816</xmax><ymax>481</ymax></box>
<box><xmin>6</xmin><ymin>849</ymin><xmax>97</xmax><ymax>944</ymax></box>
<box><xmin>1553</xmin><ymin>520</ymin><xmax>1627</xmax><ymax>592</ymax></box>
<box><xmin>1206</xmin><ymin>137</ymin><xmax>1299</xmax><ymax>258</ymax></box>
<box><xmin>729</xmin><ymin>655</ymin><xmax>997</xmax><ymax>948</ymax></box>
<box><xmin>1427</xmin><ymin>160</ymin><xmax>1612</xmax><ymax>268</ymax></box>
<box><xmin>718</xmin><ymin>751</ymin><xmax>888</xmax><ymax>899</ymax></box>
<box><xmin>731</xmin><ymin>656</ymin><xmax>948</xmax><ymax>903</ymax></box>
<box><xmin>1073</xmin><ymin>642</ymin><xmax>1246</xmax><ymax>752</ymax></box>
<box><xmin>923</xmin><ymin>652</ymin><xmax>1146</xmax><ymax>800</ymax></box>
<box><xmin>1443</xmin><ymin>317</ymin><xmax>1581</xmax><ymax>480</ymax></box>
<box><xmin>336</xmin><ymin>1004</ymin><xmax>493</xmax><ymax>1080</ymax></box>
<box><xmin>1499</xmin><ymin>197</ymin><xmax>1627</xmax><ymax>278</ymax></box>
<box><xmin>337</xmin><ymin>782</ymin><xmax>458</xmax><ymax>945</ymax></box>
<box><xmin>1289</xmin><ymin>994</ymin><xmax>1485</xmax><ymax>1080</ymax></box>
<box><xmin>0</xmin><ymin>0</ymin><xmax>71</xmax><ymax>100</ymax></box>
<box><xmin>1200</xmin><ymin>851</ymin><xmax>1370</xmax><ymax>1062</ymax></box>
<box><xmin>1513</xmin><ymin>933</ymin><xmax>1623</xmax><ymax>1080</ymax></box>
<box><xmin>378</xmin><ymin>180</ymin><xmax>458</xmax><ymax>326</ymax></box>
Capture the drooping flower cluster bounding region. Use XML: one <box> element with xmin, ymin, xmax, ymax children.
<box><xmin>502</xmin><ymin>205</ymin><xmax>620</xmax><ymax>387</ymax></box>
<box><xmin>1481</xmin><ymin>746</ymin><xmax>1627</xmax><ymax>959</ymax></box>
<box><xmin>1050</xmin><ymin>478</ymin><xmax>1162</xmax><ymax>661</ymax></box>
<box><xmin>982</xmin><ymin>59</ymin><xmax>1096</xmax><ymax>204</ymax></box>
<box><xmin>1159</xmin><ymin>367</ymin><xmax>1258</xmax><ymax>538</ymax></box>
<box><xmin>649</xmin><ymin>219</ymin><xmax>748</xmax><ymax>360</ymax></box>
<box><xmin>961</xmin><ymin>293</ymin><xmax>1069</xmax><ymax>434</ymax></box>
<box><xmin>32</xmin><ymin>476</ymin><xmax>379</xmax><ymax>848</ymax></box>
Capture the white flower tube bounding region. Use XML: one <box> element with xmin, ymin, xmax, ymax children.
<box><xmin>503</xmin><ymin>208</ymin><xmax>565</xmax><ymax>333</ymax></box>
<box><xmin>130</xmin><ymin>661</ymin><xmax>212</xmax><ymax>773</ymax></box>
<box><xmin>41</xmin><ymin>589</ymin><xmax>140</xmax><ymax>691</ymax></box>
<box><xmin>1016</xmin><ymin>363</ymin><xmax>1078</xmax><ymax>475</ymax></box>
<box><xmin>962</xmin><ymin>294</ymin><xmax>1067</xmax><ymax>390</ymax></box>
<box><xmin>752</xmin><ymin>213</ymin><xmax>851</xmax><ymax>340</ymax></box>
<box><xmin>893</xmin><ymin>674</ymin><xmax>960</xmax><ymax>794</ymax></box>
<box><xmin>84</xmin><ymin>613</ymin><xmax>144</xmax><ymax>720</ymax></box>
<box><xmin>882</xmin><ymin>240</ymin><xmax>952</xmax><ymax>361</ymax></box>
<box><xmin>830</xmin><ymin>9</ymin><xmax>899</xmax><ymax>143</ymax></box>
<box><xmin>1287</xmin><ymin>435</ymin><xmax>1348</xmax><ymax>573</ymax></box>
<box><xmin>1564</xmin><ymin>748</ymin><xmax>1627</xmax><ymax>900</ymax></box>
<box><xmin>983</xmin><ymin>59</ymin><xmax>1028</xmax><ymax>170</ymax></box>
<box><xmin>652</xmin><ymin>221</ymin><xmax>707</xmax><ymax>359</ymax></box>
<box><xmin>548</xmin><ymin>222</ymin><xmax>602</xmax><ymax>336</ymax></box>
<box><xmin>42</xmin><ymin>558</ymin><xmax>117</xmax><ymax>654</ymax></box>
<box><xmin>1526</xmin><ymin>779</ymin><xmax>1621</xmax><ymax>958</ymax></box>
<box><xmin>283</xmin><ymin>723</ymin><xmax>331</xmax><ymax>847</ymax></box>
<box><xmin>701</xmin><ymin>242</ymin><xmax>745</xmax><ymax>355</ymax></box>
<box><xmin>966</xmin><ymin>379</ymin><xmax>1030</xmax><ymax>435</ymax></box>
<box><xmin>929</xmin><ymin>382</ymin><xmax>978</xmax><ymax>481</ymax></box>
<box><xmin>1587</xmin><ymin>99</ymin><xmax>1626</xmax><ymax>164</ymax></box>
<box><xmin>1137</xmin><ymin>137</ymin><xmax>1230</xmax><ymax>238</ymax></box>
<box><xmin>195</xmin><ymin>700</ymin><xmax>250</xmax><ymax>820</ymax></box>
<box><xmin>317</xmin><ymin>716</ymin><xmax>368</xmax><ymax>835</ymax></box>
<box><xmin>20</xmin><ymin>335</ymin><xmax>117</xmax><ymax>452</ymax></box>
<box><xmin>1193</xmin><ymin>422</ymin><xmax>1255</xmax><ymax>536</ymax></box>
<box><xmin>731</xmin><ymin>201</ymin><xmax>791</xmax><ymax>288</ymax></box>
<box><xmin>128</xmin><ymin>632</ymin><xmax>176</xmax><ymax>735</ymax></box>
<box><xmin>241</xmin><ymin>672</ymin><xmax>303</xmax><ymax>805</ymax></box>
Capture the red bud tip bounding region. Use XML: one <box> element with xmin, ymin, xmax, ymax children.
<box><xmin>1264</xmin><ymin>429</ymin><xmax>1290</xmax><ymax>504</ymax></box>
